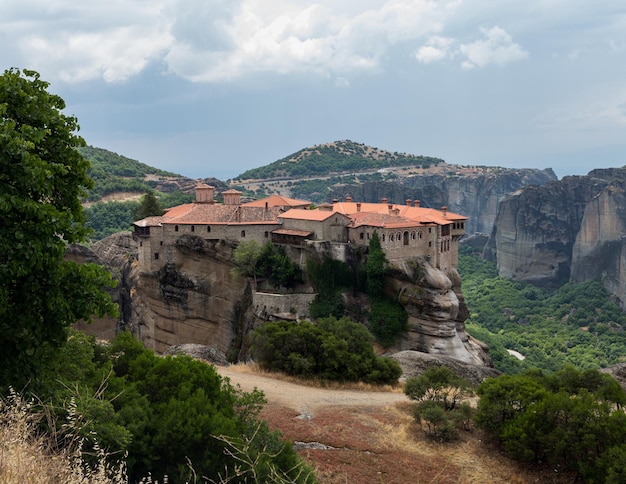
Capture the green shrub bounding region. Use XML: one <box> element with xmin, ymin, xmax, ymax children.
<box><xmin>250</xmin><ymin>317</ymin><xmax>401</xmax><ymax>385</ymax></box>
<box><xmin>475</xmin><ymin>367</ymin><xmax>626</xmax><ymax>481</ymax></box>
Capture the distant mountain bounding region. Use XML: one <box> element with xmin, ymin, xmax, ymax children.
<box><xmin>235</xmin><ymin>140</ymin><xmax>444</xmax><ymax>180</ymax></box>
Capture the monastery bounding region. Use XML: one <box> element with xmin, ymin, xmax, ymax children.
<box><xmin>133</xmin><ymin>183</ymin><xmax>467</xmax><ymax>273</ymax></box>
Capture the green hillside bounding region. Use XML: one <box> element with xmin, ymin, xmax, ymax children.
<box><xmin>235</xmin><ymin>140</ymin><xmax>444</xmax><ymax>180</ymax></box>
<box><xmin>79</xmin><ymin>146</ymin><xmax>180</xmax><ymax>202</ymax></box>
<box><xmin>79</xmin><ymin>146</ymin><xmax>194</xmax><ymax>240</ymax></box>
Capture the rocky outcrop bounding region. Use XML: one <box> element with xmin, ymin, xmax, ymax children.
<box><xmin>85</xmin><ymin>232</ymin><xmax>494</xmax><ymax>370</ymax></box>
<box><xmin>127</xmin><ymin>238</ymin><xmax>249</xmax><ymax>356</ymax></box>
<box><xmin>485</xmin><ymin>169</ymin><xmax>626</xmax><ymax>308</ymax></box>
<box><xmin>390</xmin><ymin>350</ymin><xmax>500</xmax><ymax>386</ymax></box>
<box><xmin>68</xmin><ymin>232</ymin><xmax>138</xmax><ymax>339</ymax></box>
<box><xmin>388</xmin><ymin>259</ymin><xmax>493</xmax><ymax>367</ymax></box>
<box><xmin>328</xmin><ymin>167</ymin><xmax>557</xmax><ymax>236</ymax></box>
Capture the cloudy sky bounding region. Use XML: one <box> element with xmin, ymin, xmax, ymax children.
<box><xmin>2</xmin><ymin>1</ymin><xmax>626</xmax><ymax>180</ymax></box>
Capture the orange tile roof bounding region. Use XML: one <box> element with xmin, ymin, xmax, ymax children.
<box><xmin>134</xmin><ymin>203</ymin><xmax>284</xmax><ymax>226</ymax></box>
<box><xmin>243</xmin><ymin>195</ymin><xmax>311</xmax><ymax>208</ymax></box>
<box><xmin>279</xmin><ymin>208</ymin><xmax>339</xmax><ymax>221</ymax></box>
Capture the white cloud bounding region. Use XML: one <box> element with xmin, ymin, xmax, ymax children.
<box><xmin>415</xmin><ymin>36</ymin><xmax>454</xmax><ymax>63</ymax></box>
<box><xmin>459</xmin><ymin>26</ymin><xmax>528</xmax><ymax>69</ymax></box>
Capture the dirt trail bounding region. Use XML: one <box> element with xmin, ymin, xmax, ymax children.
<box><xmin>216</xmin><ymin>366</ymin><xmax>408</xmax><ymax>417</ymax></box>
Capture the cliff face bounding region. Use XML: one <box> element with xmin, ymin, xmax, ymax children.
<box><xmin>88</xmin><ymin>234</ymin><xmax>493</xmax><ymax>368</ymax></box>
<box><xmin>128</xmin><ymin>237</ymin><xmax>248</xmax><ymax>356</ymax></box>
<box><xmin>328</xmin><ymin>168</ymin><xmax>556</xmax><ymax>236</ymax></box>
<box><xmin>486</xmin><ymin>169</ymin><xmax>626</xmax><ymax>306</ymax></box>
<box><xmin>389</xmin><ymin>259</ymin><xmax>492</xmax><ymax>366</ymax></box>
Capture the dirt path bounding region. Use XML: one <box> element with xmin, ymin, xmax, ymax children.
<box><xmin>216</xmin><ymin>365</ymin><xmax>408</xmax><ymax>418</ymax></box>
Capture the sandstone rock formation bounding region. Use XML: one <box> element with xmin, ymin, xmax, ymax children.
<box><xmin>67</xmin><ymin>232</ymin><xmax>137</xmax><ymax>339</ymax></box>
<box><xmin>389</xmin><ymin>258</ymin><xmax>492</xmax><ymax>367</ymax></box>
<box><xmin>85</xmin><ymin>233</ymin><xmax>495</xmax><ymax>370</ymax></box>
<box><xmin>484</xmin><ymin>168</ymin><xmax>626</xmax><ymax>308</ymax></box>
<box><xmin>390</xmin><ymin>350</ymin><xmax>500</xmax><ymax>386</ymax></box>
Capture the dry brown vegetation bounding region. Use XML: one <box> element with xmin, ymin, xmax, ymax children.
<box><xmin>220</xmin><ymin>364</ymin><xmax>579</xmax><ymax>484</ymax></box>
<box><xmin>0</xmin><ymin>392</ymin><xmax>127</xmax><ymax>484</ymax></box>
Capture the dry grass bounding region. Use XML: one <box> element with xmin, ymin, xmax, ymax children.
<box><xmin>225</xmin><ymin>362</ymin><xmax>404</xmax><ymax>393</ymax></box>
<box><xmin>0</xmin><ymin>390</ymin><xmax>127</xmax><ymax>484</ymax></box>
<box><xmin>259</xmin><ymin>400</ymin><xmax>580</xmax><ymax>484</ymax></box>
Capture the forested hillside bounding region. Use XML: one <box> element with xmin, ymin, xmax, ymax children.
<box><xmin>79</xmin><ymin>146</ymin><xmax>195</xmax><ymax>240</ymax></box>
<box><xmin>235</xmin><ymin>140</ymin><xmax>443</xmax><ymax>180</ymax></box>
<box><xmin>459</xmin><ymin>247</ymin><xmax>626</xmax><ymax>374</ymax></box>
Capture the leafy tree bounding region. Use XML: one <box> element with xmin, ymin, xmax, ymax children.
<box><xmin>45</xmin><ymin>331</ymin><xmax>315</xmax><ymax>483</ymax></box>
<box><xmin>256</xmin><ymin>242</ymin><xmax>302</xmax><ymax>289</ymax></box>
<box><xmin>133</xmin><ymin>189</ymin><xmax>163</xmax><ymax>220</ymax></box>
<box><xmin>366</xmin><ymin>231</ymin><xmax>387</xmax><ymax>298</ymax></box>
<box><xmin>0</xmin><ymin>68</ymin><xmax>117</xmax><ymax>391</ymax></box>
<box><xmin>250</xmin><ymin>317</ymin><xmax>401</xmax><ymax>385</ymax></box>
<box><xmin>475</xmin><ymin>368</ymin><xmax>626</xmax><ymax>481</ymax></box>
<box><xmin>232</xmin><ymin>240</ymin><xmax>263</xmax><ymax>286</ymax></box>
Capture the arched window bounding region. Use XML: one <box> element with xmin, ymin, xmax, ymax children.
<box><xmin>403</xmin><ymin>231</ymin><xmax>409</xmax><ymax>246</ymax></box>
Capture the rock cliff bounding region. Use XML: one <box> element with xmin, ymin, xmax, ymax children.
<box><xmin>485</xmin><ymin>168</ymin><xmax>626</xmax><ymax>308</ymax></box>
<box><xmin>389</xmin><ymin>258</ymin><xmax>492</xmax><ymax>366</ymax></box>
<box><xmin>328</xmin><ymin>167</ymin><xmax>557</xmax><ymax>236</ymax></box>
<box><xmin>86</xmin><ymin>234</ymin><xmax>494</xmax><ymax>369</ymax></box>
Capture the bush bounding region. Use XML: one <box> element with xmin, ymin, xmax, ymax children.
<box><xmin>475</xmin><ymin>368</ymin><xmax>626</xmax><ymax>481</ymax></box>
<box><xmin>43</xmin><ymin>331</ymin><xmax>315</xmax><ymax>483</ymax></box>
<box><xmin>250</xmin><ymin>317</ymin><xmax>401</xmax><ymax>385</ymax></box>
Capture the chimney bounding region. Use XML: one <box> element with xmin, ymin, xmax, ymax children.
<box><xmin>195</xmin><ymin>183</ymin><xmax>215</xmax><ymax>204</ymax></box>
<box><xmin>332</xmin><ymin>198</ymin><xmax>338</xmax><ymax>204</ymax></box>
<box><xmin>356</xmin><ymin>203</ymin><xmax>361</xmax><ymax>212</ymax></box>
<box><xmin>346</xmin><ymin>195</ymin><xmax>352</xmax><ymax>202</ymax></box>
<box><xmin>414</xmin><ymin>199</ymin><xmax>420</xmax><ymax>207</ymax></box>
<box><xmin>441</xmin><ymin>205</ymin><xmax>448</xmax><ymax>217</ymax></box>
<box><xmin>381</xmin><ymin>197</ymin><xmax>388</xmax><ymax>204</ymax></box>
<box><xmin>406</xmin><ymin>199</ymin><xmax>411</xmax><ymax>206</ymax></box>
<box><xmin>223</xmin><ymin>189</ymin><xmax>242</xmax><ymax>205</ymax></box>
<box><xmin>388</xmin><ymin>204</ymin><xmax>393</xmax><ymax>212</ymax></box>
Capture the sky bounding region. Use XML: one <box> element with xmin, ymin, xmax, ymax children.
<box><xmin>2</xmin><ymin>1</ymin><xmax>626</xmax><ymax>180</ymax></box>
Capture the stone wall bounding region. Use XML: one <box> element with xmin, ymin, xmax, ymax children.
<box><xmin>252</xmin><ymin>292</ymin><xmax>317</xmax><ymax>320</ymax></box>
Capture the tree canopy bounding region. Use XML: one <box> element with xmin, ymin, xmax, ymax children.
<box><xmin>0</xmin><ymin>68</ymin><xmax>116</xmax><ymax>391</ymax></box>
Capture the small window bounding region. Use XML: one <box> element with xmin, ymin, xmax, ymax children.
<box><xmin>390</xmin><ymin>234</ymin><xmax>394</xmax><ymax>242</ymax></box>
<box><xmin>428</xmin><ymin>228</ymin><xmax>432</xmax><ymax>233</ymax></box>
<box><xmin>175</xmin><ymin>225</ymin><xmax>179</xmax><ymax>232</ymax></box>
<box><xmin>154</xmin><ymin>253</ymin><xmax>159</xmax><ymax>260</ymax></box>
<box><xmin>264</xmin><ymin>231</ymin><xmax>269</xmax><ymax>238</ymax></box>
<box><xmin>139</xmin><ymin>242</ymin><xmax>143</xmax><ymax>247</ymax></box>
<box><xmin>160</xmin><ymin>241</ymin><xmax>163</xmax><ymax>246</ymax></box>
<box><xmin>382</xmin><ymin>234</ymin><xmax>385</xmax><ymax>242</ymax></box>
<box><xmin>367</xmin><ymin>233</ymin><xmax>370</xmax><ymax>240</ymax></box>
<box><xmin>241</xmin><ymin>230</ymin><xmax>246</xmax><ymax>237</ymax></box>
<box><xmin>191</xmin><ymin>225</ymin><xmax>195</xmax><ymax>232</ymax></box>
<box><xmin>207</xmin><ymin>226</ymin><xmax>211</xmax><ymax>232</ymax></box>
<box><xmin>429</xmin><ymin>241</ymin><xmax>432</xmax><ymax>247</ymax></box>
<box><xmin>360</xmin><ymin>232</ymin><xmax>364</xmax><ymax>240</ymax></box>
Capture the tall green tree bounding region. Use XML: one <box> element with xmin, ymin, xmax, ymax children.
<box><xmin>133</xmin><ymin>189</ymin><xmax>163</xmax><ymax>220</ymax></box>
<box><xmin>0</xmin><ymin>68</ymin><xmax>116</xmax><ymax>391</ymax></box>
<box><xmin>366</xmin><ymin>231</ymin><xmax>387</xmax><ymax>298</ymax></box>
